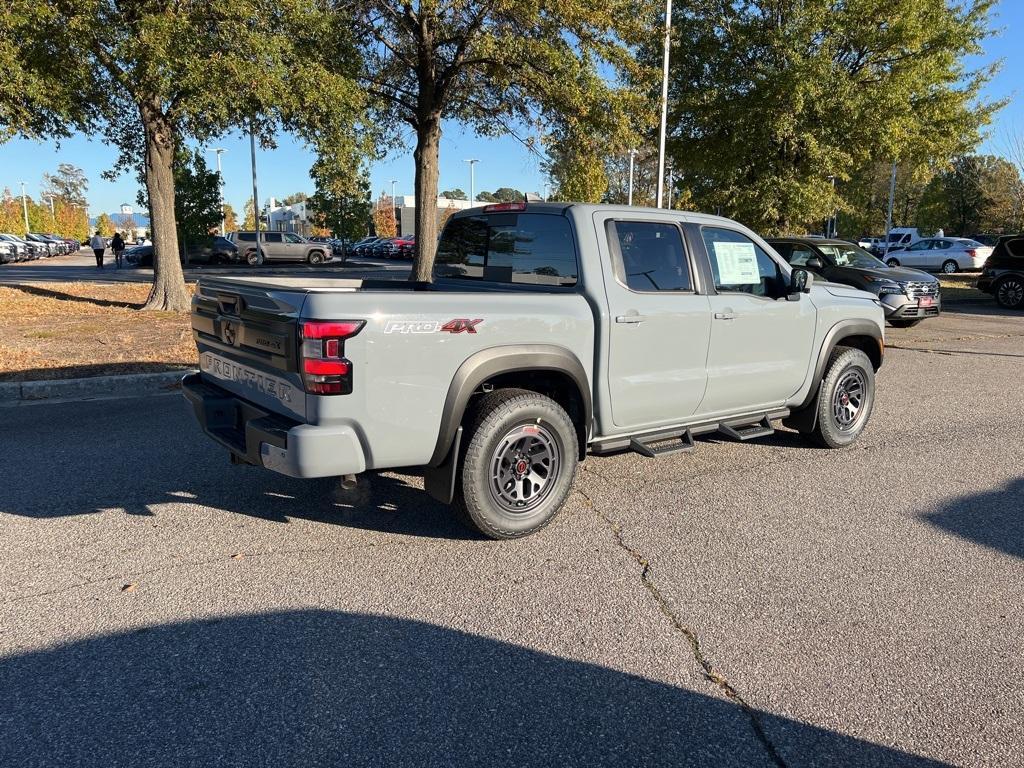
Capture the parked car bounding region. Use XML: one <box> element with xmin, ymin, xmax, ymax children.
<box><xmin>26</xmin><ymin>233</ymin><xmax>67</xmax><ymax>256</ymax></box>
<box><xmin>0</xmin><ymin>241</ymin><xmax>16</xmax><ymax>264</ymax></box>
<box><xmin>882</xmin><ymin>237</ymin><xmax>992</xmax><ymax>273</ymax></box>
<box><xmin>371</xmin><ymin>238</ymin><xmax>396</xmax><ymax>258</ymax></box>
<box><xmin>348</xmin><ymin>236</ymin><xmax>378</xmax><ymax>258</ymax></box>
<box><xmin>0</xmin><ymin>234</ymin><xmax>41</xmax><ymax>260</ymax></box>
<box><xmin>976</xmin><ymin>234</ymin><xmax>1024</xmax><ymax>310</ymax></box>
<box><xmin>353</xmin><ymin>237</ymin><xmax>382</xmax><ymax>257</ymax></box>
<box><xmin>883</xmin><ymin>228</ymin><xmax>925</xmax><ymax>252</ymax></box>
<box><xmin>857</xmin><ymin>236</ymin><xmax>883</xmax><ymax>251</ymax></box>
<box><xmin>227</xmin><ymin>231</ymin><xmax>332</xmax><ymax>265</ymax></box>
<box><xmin>183</xmin><ymin>201</ymin><xmax>884</xmax><ymax>539</ymax></box>
<box><xmin>126</xmin><ymin>236</ymin><xmax>241</xmax><ymax>267</ymax></box>
<box><xmin>399</xmin><ymin>235</ymin><xmax>416</xmax><ymax>259</ymax></box>
<box><xmin>768</xmin><ymin>237</ymin><xmax>940</xmax><ymax>328</ymax></box>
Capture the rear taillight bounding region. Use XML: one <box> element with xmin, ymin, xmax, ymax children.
<box><xmin>966</xmin><ymin>249</ymin><xmax>977</xmax><ymax>258</ymax></box>
<box><xmin>300</xmin><ymin>320</ymin><xmax>364</xmax><ymax>395</ymax></box>
<box><xmin>482</xmin><ymin>202</ymin><xmax>526</xmax><ymax>212</ymax></box>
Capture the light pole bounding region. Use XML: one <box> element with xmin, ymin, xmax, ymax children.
<box><xmin>666</xmin><ymin>162</ymin><xmax>674</xmax><ymax>209</ymax></box>
<box><xmin>544</xmin><ymin>182</ymin><xmax>550</xmax><ymax>201</ymax></box>
<box><xmin>827</xmin><ymin>175</ymin><xmax>836</xmax><ymax>237</ymax></box>
<box><xmin>250</xmin><ymin>124</ymin><xmax>261</xmax><ymax>246</ymax></box>
<box><xmin>464</xmin><ymin>159</ymin><xmax>479</xmax><ymax>204</ymax></box>
<box><xmin>208</xmin><ymin>147</ymin><xmax>227</xmax><ymax>236</ymax></box>
<box><xmin>44</xmin><ymin>194</ymin><xmax>55</xmax><ymax>217</ymax></box>
<box><xmin>884</xmin><ymin>163</ymin><xmax>897</xmax><ymax>257</ymax></box>
<box><xmin>19</xmin><ymin>181</ymin><xmax>29</xmax><ymax>234</ymax></box>
<box><xmin>655</xmin><ymin>0</ymin><xmax>673</xmax><ymax>208</ymax></box>
<box><xmin>627</xmin><ymin>149</ymin><xmax>636</xmax><ymax>206</ymax></box>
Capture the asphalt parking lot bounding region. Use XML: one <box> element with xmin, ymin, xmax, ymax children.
<box><xmin>1</xmin><ymin>304</ymin><xmax>1022</xmax><ymax>767</ymax></box>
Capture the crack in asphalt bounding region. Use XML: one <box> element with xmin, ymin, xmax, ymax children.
<box><xmin>578</xmin><ymin>465</ymin><xmax>788</xmax><ymax>768</ymax></box>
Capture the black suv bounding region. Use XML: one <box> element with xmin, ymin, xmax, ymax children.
<box><xmin>976</xmin><ymin>235</ymin><xmax>1024</xmax><ymax>310</ymax></box>
<box><xmin>768</xmin><ymin>237</ymin><xmax>940</xmax><ymax>327</ymax></box>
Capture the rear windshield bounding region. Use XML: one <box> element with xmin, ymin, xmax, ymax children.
<box><xmin>435</xmin><ymin>212</ymin><xmax>578</xmax><ymax>286</ymax></box>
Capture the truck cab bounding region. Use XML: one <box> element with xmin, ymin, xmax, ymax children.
<box><xmin>185</xmin><ymin>203</ymin><xmax>884</xmax><ymax>539</ymax></box>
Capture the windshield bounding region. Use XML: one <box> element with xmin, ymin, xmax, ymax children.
<box><xmin>817</xmin><ymin>244</ymin><xmax>888</xmax><ymax>269</ymax></box>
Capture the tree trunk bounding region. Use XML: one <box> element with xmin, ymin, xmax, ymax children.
<box><xmin>139</xmin><ymin>100</ymin><xmax>190</xmax><ymax>312</ymax></box>
<box><xmin>410</xmin><ymin>115</ymin><xmax>442</xmax><ymax>282</ymax></box>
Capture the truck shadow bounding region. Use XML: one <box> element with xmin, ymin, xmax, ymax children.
<box><xmin>921</xmin><ymin>476</ymin><xmax>1024</xmax><ymax>560</ymax></box>
<box><xmin>0</xmin><ymin>609</ymin><xmax>948</xmax><ymax>768</ymax></box>
<box><xmin>0</xmin><ymin>398</ymin><xmax>478</xmax><ymax>540</ymax></box>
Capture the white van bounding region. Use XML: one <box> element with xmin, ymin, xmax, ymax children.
<box><xmin>885</xmin><ymin>228</ymin><xmax>925</xmax><ymax>251</ymax></box>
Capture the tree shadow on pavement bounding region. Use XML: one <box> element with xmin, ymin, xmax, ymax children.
<box><xmin>3</xmin><ymin>283</ymin><xmax>145</xmax><ymax>309</ymax></box>
<box><xmin>0</xmin><ymin>397</ymin><xmax>477</xmax><ymax>540</ymax></box>
<box><xmin>0</xmin><ymin>610</ymin><xmax>948</xmax><ymax>768</ymax></box>
<box><xmin>922</xmin><ymin>476</ymin><xmax>1024</xmax><ymax>560</ymax></box>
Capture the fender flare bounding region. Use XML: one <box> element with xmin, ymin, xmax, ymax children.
<box><xmin>428</xmin><ymin>344</ymin><xmax>592</xmax><ymax>468</ymax></box>
<box><xmin>786</xmin><ymin>319</ymin><xmax>884</xmax><ymax>432</ymax></box>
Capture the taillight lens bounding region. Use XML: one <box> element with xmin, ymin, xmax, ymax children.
<box><xmin>966</xmin><ymin>249</ymin><xmax>977</xmax><ymax>258</ymax></box>
<box><xmin>299</xmin><ymin>320</ymin><xmax>364</xmax><ymax>395</ymax></box>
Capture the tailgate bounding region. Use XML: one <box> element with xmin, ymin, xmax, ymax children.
<box><xmin>191</xmin><ymin>279</ymin><xmax>309</xmax><ymax>420</ymax></box>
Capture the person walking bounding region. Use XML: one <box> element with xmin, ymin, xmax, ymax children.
<box><xmin>111</xmin><ymin>232</ymin><xmax>125</xmax><ymax>269</ymax></box>
<box><xmin>89</xmin><ymin>231</ymin><xmax>106</xmax><ymax>268</ymax></box>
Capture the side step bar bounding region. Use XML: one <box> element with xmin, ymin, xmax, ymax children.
<box><xmin>629</xmin><ymin>429</ymin><xmax>695</xmax><ymax>458</ymax></box>
<box><xmin>718</xmin><ymin>416</ymin><xmax>775</xmax><ymax>442</ymax></box>
<box><xmin>592</xmin><ymin>409</ymin><xmax>789</xmax><ymax>457</ymax></box>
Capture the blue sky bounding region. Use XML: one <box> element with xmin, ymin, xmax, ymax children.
<box><xmin>1</xmin><ymin>0</ymin><xmax>1021</xmax><ymax>218</ymax></box>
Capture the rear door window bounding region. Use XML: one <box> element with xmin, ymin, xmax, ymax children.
<box><xmin>1006</xmin><ymin>239</ymin><xmax>1024</xmax><ymax>258</ymax></box>
<box><xmin>609</xmin><ymin>221</ymin><xmax>691</xmax><ymax>291</ymax></box>
<box><xmin>237</xmin><ymin>232</ymin><xmax>256</xmax><ymax>242</ymax></box>
<box><xmin>436</xmin><ymin>213</ymin><xmax>577</xmax><ymax>286</ymax></box>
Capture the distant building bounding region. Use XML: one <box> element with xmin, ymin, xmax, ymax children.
<box><xmin>267</xmin><ymin>198</ymin><xmax>313</xmax><ymax>236</ymax></box>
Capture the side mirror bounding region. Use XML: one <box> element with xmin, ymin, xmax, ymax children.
<box><xmin>788</xmin><ymin>268</ymin><xmax>814</xmax><ymax>299</ymax></box>
<box><xmin>806</xmin><ymin>257</ymin><xmax>824</xmax><ymax>270</ymax></box>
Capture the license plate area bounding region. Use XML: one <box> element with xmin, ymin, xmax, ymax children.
<box><xmin>919</xmin><ymin>296</ymin><xmax>934</xmax><ymax>307</ymax></box>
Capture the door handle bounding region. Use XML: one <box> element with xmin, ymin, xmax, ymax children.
<box><xmin>615</xmin><ymin>314</ymin><xmax>648</xmax><ymax>324</ymax></box>
<box><xmin>714</xmin><ymin>312</ymin><xmax>737</xmax><ymax>320</ymax></box>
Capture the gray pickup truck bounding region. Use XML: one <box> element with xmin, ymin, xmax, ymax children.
<box><xmin>184</xmin><ymin>202</ymin><xmax>884</xmax><ymax>538</ymax></box>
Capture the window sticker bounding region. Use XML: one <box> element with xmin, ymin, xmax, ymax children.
<box><xmin>712</xmin><ymin>241</ymin><xmax>760</xmax><ymax>284</ymax></box>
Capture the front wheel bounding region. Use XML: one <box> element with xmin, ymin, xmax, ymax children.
<box><xmin>804</xmin><ymin>346</ymin><xmax>876</xmax><ymax>449</ymax></box>
<box><xmin>995</xmin><ymin>276</ymin><xmax>1024</xmax><ymax>309</ymax></box>
<box><xmin>245</xmin><ymin>249</ymin><xmax>264</xmax><ymax>266</ymax></box>
<box><xmin>886</xmin><ymin>258</ymin><xmax>900</xmax><ymax>267</ymax></box>
<box><xmin>454</xmin><ymin>389</ymin><xmax>579</xmax><ymax>539</ymax></box>
<box><xmin>941</xmin><ymin>259</ymin><xmax>959</xmax><ymax>274</ymax></box>
<box><xmin>308</xmin><ymin>251</ymin><xmax>324</xmax><ymax>265</ymax></box>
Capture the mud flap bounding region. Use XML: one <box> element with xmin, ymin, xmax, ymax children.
<box><xmin>783</xmin><ymin>386</ymin><xmax>821</xmax><ymax>434</ymax></box>
<box><xmin>424</xmin><ymin>426</ymin><xmax>463</xmax><ymax>504</ymax></box>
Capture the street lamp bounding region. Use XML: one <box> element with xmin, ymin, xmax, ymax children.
<box><xmin>208</xmin><ymin>147</ymin><xmax>227</xmax><ymax>236</ymax></box>
<box><xmin>249</xmin><ymin>124</ymin><xmax>260</xmax><ymax>245</ymax></box>
<box><xmin>827</xmin><ymin>175</ymin><xmax>836</xmax><ymax>237</ymax></box>
<box><xmin>627</xmin><ymin>149</ymin><xmax>636</xmax><ymax>206</ymax></box>
<box><xmin>19</xmin><ymin>181</ymin><xmax>29</xmax><ymax>234</ymax></box>
<box><xmin>463</xmin><ymin>159</ymin><xmax>479</xmax><ymax>204</ymax></box>
<box><xmin>655</xmin><ymin>0</ymin><xmax>673</xmax><ymax>208</ymax></box>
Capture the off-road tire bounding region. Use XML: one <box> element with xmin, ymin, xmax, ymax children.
<box><xmin>941</xmin><ymin>259</ymin><xmax>959</xmax><ymax>274</ymax></box>
<box><xmin>804</xmin><ymin>346</ymin><xmax>875</xmax><ymax>449</ymax></box>
<box><xmin>994</xmin><ymin>276</ymin><xmax>1024</xmax><ymax>310</ymax></box>
<box><xmin>888</xmin><ymin>318</ymin><xmax>921</xmax><ymax>328</ymax></box>
<box><xmin>453</xmin><ymin>388</ymin><xmax>579</xmax><ymax>540</ymax></box>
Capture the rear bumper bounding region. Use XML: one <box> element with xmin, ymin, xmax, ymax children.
<box><xmin>182</xmin><ymin>373</ymin><xmax>366</xmax><ymax>479</ymax></box>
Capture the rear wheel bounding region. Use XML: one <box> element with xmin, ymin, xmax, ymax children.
<box><xmin>804</xmin><ymin>346</ymin><xmax>875</xmax><ymax>449</ymax></box>
<box><xmin>995</xmin><ymin>276</ymin><xmax>1024</xmax><ymax>309</ymax></box>
<box><xmin>245</xmin><ymin>249</ymin><xmax>264</xmax><ymax>266</ymax></box>
<box><xmin>886</xmin><ymin>258</ymin><xmax>900</xmax><ymax>267</ymax></box>
<box><xmin>454</xmin><ymin>389</ymin><xmax>578</xmax><ymax>540</ymax></box>
<box><xmin>941</xmin><ymin>259</ymin><xmax>959</xmax><ymax>274</ymax></box>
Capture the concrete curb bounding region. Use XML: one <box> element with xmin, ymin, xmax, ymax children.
<box><xmin>0</xmin><ymin>369</ymin><xmax>196</xmax><ymax>407</ymax></box>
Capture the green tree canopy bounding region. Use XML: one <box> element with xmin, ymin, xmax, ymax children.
<box><xmin>663</xmin><ymin>0</ymin><xmax>1001</xmax><ymax>235</ymax></box>
<box><xmin>309</xmin><ymin>153</ymin><xmax>372</xmax><ymax>242</ymax></box>
<box><xmin>333</xmin><ymin>0</ymin><xmax>657</xmax><ymax>280</ymax></box>
<box><xmin>41</xmin><ymin>164</ymin><xmax>89</xmax><ymax>209</ymax></box>
<box><xmin>3</xmin><ymin>0</ymin><xmax>365</xmax><ymax>309</ymax></box>
<box><xmin>441</xmin><ymin>188</ymin><xmax>468</xmax><ymax>200</ymax></box>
